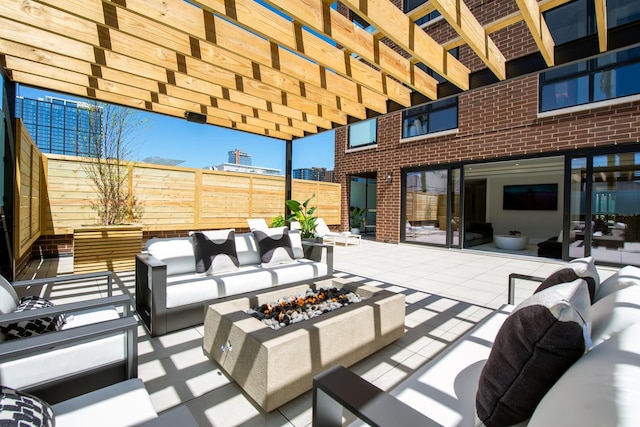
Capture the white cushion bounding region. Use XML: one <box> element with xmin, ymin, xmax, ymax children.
<box><xmin>0</xmin><ymin>275</ymin><xmax>19</xmax><ymax>314</ymax></box>
<box><xmin>595</xmin><ymin>265</ymin><xmax>640</xmax><ymax>302</ymax></box>
<box><xmin>146</xmin><ymin>237</ymin><xmax>195</xmax><ymax>276</ymax></box>
<box><xmin>387</xmin><ymin>305</ymin><xmax>514</xmax><ymax>426</ymax></box>
<box><xmin>0</xmin><ymin>334</ymin><xmax>125</xmax><ymax>390</ymax></box>
<box><xmin>52</xmin><ymin>378</ymin><xmax>157</xmax><ymax>427</ymax></box>
<box><xmin>591</xmin><ymin>284</ymin><xmax>640</xmax><ymax>346</ymax></box>
<box><xmin>528</xmin><ymin>322</ymin><xmax>640</xmax><ymax>427</ymax></box>
<box><xmin>234</xmin><ymin>233</ymin><xmax>261</xmax><ymax>266</ymax></box>
<box><xmin>165</xmin><ymin>266</ymin><xmax>272</xmax><ymax>308</ymax></box>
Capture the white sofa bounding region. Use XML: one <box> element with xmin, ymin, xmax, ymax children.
<box><xmin>313</xmin><ymin>260</ymin><xmax>640</xmax><ymax>426</ymax></box>
<box><xmin>135</xmin><ymin>229</ymin><xmax>334</xmax><ymax>336</ymax></box>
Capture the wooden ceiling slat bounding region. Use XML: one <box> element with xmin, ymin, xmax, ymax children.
<box><xmin>0</xmin><ymin>17</ymin><xmax>94</xmax><ymax>61</ymax></box>
<box><xmin>515</xmin><ymin>0</ymin><xmax>555</xmax><ymax>66</ymax></box>
<box><xmin>193</xmin><ymin>0</ymin><xmax>412</xmax><ymax>106</ymax></box>
<box><xmin>3</xmin><ymin>33</ymin><xmax>300</xmax><ymax>138</ymax></box>
<box><xmin>2</xmin><ymin>17</ymin><xmax>328</xmax><ymax>132</ymax></box>
<box><xmin>20</xmin><ymin>0</ymin><xmax>340</xmax><ymax>133</ymax></box>
<box><xmin>595</xmin><ymin>0</ymin><xmax>608</xmax><ymax>52</ymax></box>
<box><xmin>430</xmin><ymin>0</ymin><xmax>506</xmax><ymax>80</ymax></box>
<box><xmin>114</xmin><ymin>0</ymin><xmax>384</xmax><ymax>116</ymax></box>
<box><xmin>7</xmin><ymin>58</ymin><xmax>89</xmax><ymax>87</ymax></box>
<box><xmin>336</xmin><ymin>0</ymin><xmax>470</xmax><ymax>91</ymax></box>
<box><xmin>261</xmin><ymin>0</ymin><xmax>438</xmax><ymax>100</ymax></box>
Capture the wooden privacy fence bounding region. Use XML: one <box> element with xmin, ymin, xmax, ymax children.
<box><xmin>41</xmin><ymin>154</ymin><xmax>341</xmax><ymax>235</ymax></box>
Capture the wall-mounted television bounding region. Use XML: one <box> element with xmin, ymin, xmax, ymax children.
<box><xmin>503</xmin><ymin>184</ymin><xmax>558</xmax><ymax>211</ymax></box>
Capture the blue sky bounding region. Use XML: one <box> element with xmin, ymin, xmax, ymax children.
<box><xmin>17</xmin><ymin>86</ymin><xmax>335</xmax><ymax>172</ymax></box>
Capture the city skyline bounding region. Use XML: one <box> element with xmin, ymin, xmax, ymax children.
<box><xmin>16</xmin><ymin>86</ymin><xmax>336</xmax><ymax>172</ymax></box>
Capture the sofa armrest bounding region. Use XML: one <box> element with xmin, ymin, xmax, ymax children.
<box><xmin>0</xmin><ymin>294</ymin><xmax>132</xmax><ymax>326</ymax></box>
<box><xmin>313</xmin><ymin>365</ymin><xmax>435</xmax><ymax>427</ymax></box>
<box><xmin>135</xmin><ymin>253</ymin><xmax>168</xmax><ymax>336</ymax></box>
<box><xmin>12</xmin><ymin>271</ymin><xmax>114</xmax><ymax>297</ymax></box>
<box><xmin>507</xmin><ymin>273</ymin><xmax>546</xmax><ymax>304</ymax></box>
<box><xmin>302</xmin><ymin>241</ymin><xmax>334</xmax><ymax>276</ymax></box>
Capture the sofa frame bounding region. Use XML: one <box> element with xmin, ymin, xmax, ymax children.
<box><xmin>135</xmin><ymin>240</ymin><xmax>334</xmax><ymax>336</ymax></box>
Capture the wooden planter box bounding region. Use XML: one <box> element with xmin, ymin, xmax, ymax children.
<box><xmin>73</xmin><ymin>225</ymin><xmax>143</xmax><ymax>274</ymax></box>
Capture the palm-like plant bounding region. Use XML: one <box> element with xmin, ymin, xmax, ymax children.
<box><xmin>286</xmin><ymin>194</ymin><xmax>318</xmax><ymax>238</ymax></box>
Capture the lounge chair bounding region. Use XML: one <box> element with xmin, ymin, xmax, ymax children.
<box><xmin>315</xmin><ymin>218</ymin><xmax>361</xmax><ymax>246</ymax></box>
<box><xmin>0</xmin><ymin>272</ymin><xmax>137</xmax><ymax>404</ymax></box>
<box><xmin>246</xmin><ymin>218</ymin><xmax>269</xmax><ymax>230</ymax></box>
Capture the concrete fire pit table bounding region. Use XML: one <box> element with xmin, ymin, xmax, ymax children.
<box><xmin>202</xmin><ymin>278</ymin><xmax>405</xmax><ymax>411</ymax></box>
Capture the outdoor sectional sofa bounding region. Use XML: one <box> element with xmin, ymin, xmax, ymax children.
<box><xmin>135</xmin><ymin>228</ymin><xmax>333</xmax><ymax>336</ymax></box>
<box><xmin>314</xmin><ymin>258</ymin><xmax>640</xmax><ymax>426</ymax></box>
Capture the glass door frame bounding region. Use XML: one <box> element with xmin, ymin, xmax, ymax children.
<box><xmin>400</xmin><ymin>164</ymin><xmax>463</xmax><ymax>248</ymax></box>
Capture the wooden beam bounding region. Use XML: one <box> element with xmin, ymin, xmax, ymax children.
<box><xmin>112</xmin><ymin>0</ymin><xmax>387</xmax><ymax>114</ymax></box>
<box><xmin>2</xmin><ymin>1</ymin><xmax>341</xmax><ymax>130</ymax></box>
<box><xmin>594</xmin><ymin>0</ymin><xmax>608</xmax><ymax>52</ymax></box>
<box><xmin>192</xmin><ymin>0</ymin><xmax>411</xmax><ymax>106</ymax></box>
<box><xmin>336</xmin><ymin>0</ymin><xmax>470</xmax><ymax>90</ymax></box>
<box><xmin>515</xmin><ymin>0</ymin><xmax>555</xmax><ymax>66</ymax></box>
<box><xmin>261</xmin><ymin>0</ymin><xmax>438</xmax><ymax>100</ymax></box>
<box><xmin>430</xmin><ymin>0</ymin><xmax>506</xmax><ymax>80</ymax></box>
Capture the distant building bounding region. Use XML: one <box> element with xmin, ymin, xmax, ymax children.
<box><xmin>142</xmin><ymin>156</ymin><xmax>184</xmax><ymax>166</ymax></box>
<box><xmin>228</xmin><ymin>149</ymin><xmax>251</xmax><ymax>165</ymax></box>
<box><xmin>293</xmin><ymin>167</ymin><xmax>327</xmax><ymax>181</ymax></box>
<box><xmin>15</xmin><ymin>96</ymin><xmax>101</xmax><ymax>157</ymax></box>
<box><xmin>208</xmin><ymin>163</ymin><xmax>281</xmax><ymax>176</ymax></box>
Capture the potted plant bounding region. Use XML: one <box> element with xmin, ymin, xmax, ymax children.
<box><xmin>286</xmin><ymin>194</ymin><xmax>318</xmax><ymax>239</ymax></box>
<box><xmin>349</xmin><ymin>206</ymin><xmax>365</xmax><ymax>235</ymax></box>
<box><xmin>73</xmin><ymin>102</ymin><xmax>147</xmax><ymax>273</ymax></box>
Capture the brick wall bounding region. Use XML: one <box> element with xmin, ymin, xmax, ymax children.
<box><xmin>335</xmin><ymin>74</ymin><xmax>640</xmax><ymax>243</ymax></box>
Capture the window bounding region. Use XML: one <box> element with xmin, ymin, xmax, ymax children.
<box><xmin>403</xmin><ymin>0</ymin><xmax>441</xmax><ymax>27</ymax></box>
<box><xmin>348</xmin><ymin>119</ymin><xmax>376</xmax><ymax>149</ymax></box>
<box><xmin>540</xmin><ymin>46</ymin><xmax>640</xmax><ymax>112</ymax></box>
<box><xmin>402</xmin><ymin>97</ymin><xmax>458</xmax><ymax>138</ymax></box>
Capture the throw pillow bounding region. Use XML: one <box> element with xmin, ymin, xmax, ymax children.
<box><xmin>0</xmin><ymin>296</ymin><xmax>66</xmax><ymax>340</ymax></box>
<box><xmin>189</xmin><ymin>229</ymin><xmax>239</xmax><ymax>275</ymax></box>
<box><xmin>476</xmin><ymin>278</ymin><xmax>591</xmax><ymax>427</ymax></box>
<box><xmin>594</xmin><ymin>265</ymin><xmax>640</xmax><ymax>302</ymax></box>
<box><xmin>0</xmin><ymin>275</ymin><xmax>19</xmax><ymax>315</ymax></box>
<box><xmin>0</xmin><ymin>386</ymin><xmax>55</xmax><ymax>427</ymax></box>
<box><xmin>528</xmin><ymin>322</ymin><xmax>640</xmax><ymax>427</ymax></box>
<box><xmin>534</xmin><ymin>256</ymin><xmax>600</xmax><ymax>302</ymax></box>
<box><xmin>252</xmin><ymin>227</ymin><xmax>296</xmax><ymax>266</ymax></box>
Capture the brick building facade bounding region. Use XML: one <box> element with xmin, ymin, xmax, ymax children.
<box><xmin>335</xmin><ymin>0</ymin><xmax>640</xmax><ymax>265</ymax></box>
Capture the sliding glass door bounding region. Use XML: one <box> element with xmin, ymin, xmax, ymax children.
<box><xmin>403</xmin><ymin>167</ymin><xmax>461</xmax><ymax>247</ymax></box>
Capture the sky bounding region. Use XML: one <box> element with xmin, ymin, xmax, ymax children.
<box><xmin>17</xmin><ymin>86</ymin><xmax>336</xmax><ymax>172</ymax></box>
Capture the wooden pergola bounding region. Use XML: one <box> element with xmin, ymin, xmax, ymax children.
<box><xmin>2</xmin><ymin>0</ymin><xmax>636</xmax><ymax>141</ymax></box>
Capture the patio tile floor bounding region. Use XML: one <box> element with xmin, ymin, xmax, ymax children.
<box><xmin>17</xmin><ymin>240</ymin><xmax>618</xmax><ymax>426</ymax></box>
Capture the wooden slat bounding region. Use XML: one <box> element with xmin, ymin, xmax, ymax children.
<box><xmin>114</xmin><ymin>0</ymin><xmax>388</xmax><ymax>115</ymax></box>
<box><xmin>515</xmin><ymin>0</ymin><xmax>555</xmax><ymax>66</ymax></box>
<box><xmin>260</xmin><ymin>0</ymin><xmax>438</xmax><ymax>100</ymax></box>
<box><xmin>336</xmin><ymin>0</ymin><xmax>470</xmax><ymax>90</ymax></box>
<box><xmin>594</xmin><ymin>0</ymin><xmax>608</xmax><ymax>52</ymax></box>
<box><xmin>430</xmin><ymin>0</ymin><xmax>506</xmax><ymax>80</ymax></box>
<box><xmin>193</xmin><ymin>0</ymin><xmax>411</xmax><ymax>107</ymax></box>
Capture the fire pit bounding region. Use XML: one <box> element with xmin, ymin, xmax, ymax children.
<box><xmin>247</xmin><ymin>287</ymin><xmax>364</xmax><ymax>330</ymax></box>
<box><xmin>202</xmin><ymin>278</ymin><xmax>405</xmax><ymax>411</ymax></box>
